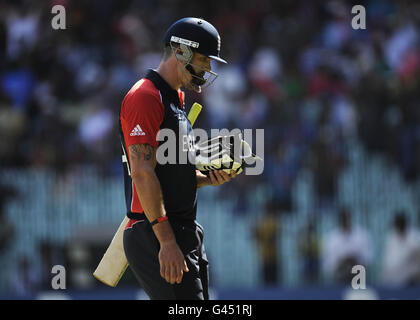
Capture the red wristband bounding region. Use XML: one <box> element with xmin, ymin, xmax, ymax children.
<box><xmin>150</xmin><ymin>216</ymin><xmax>168</xmax><ymax>226</ymax></box>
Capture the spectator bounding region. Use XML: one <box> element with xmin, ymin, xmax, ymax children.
<box><xmin>322</xmin><ymin>208</ymin><xmax>374</xmax><ymax>284</ymax></box>
<box><xmin>0</xmin><ymin>184</ymin><xmax>16</xmax><ymax>254</ymax></box>
<box><xmin>309</xmin><ymin>133</ymin><xmax>345</xmax><ymax>212</ymax></box>
<box><xmin>252</xmin><ymin>202</ymin><xmax>279</xmax><ymax>285</ymax></box>
<box><xmin>297</xmin><ymin>219</ymin><xmax>320</xmax><ymax>284</ymax></box>
<box><xmin>11</xmin><ymin>254</ymin><xmax>40</xmax><ymax>297</ymax></box>
<box><xmin>381</xmin><ymin>211</ymin><xmax>420</xmax><ymax>287</ymax></box>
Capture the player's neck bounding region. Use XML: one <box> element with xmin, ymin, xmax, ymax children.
<box><xmin>157</xmin><ymin>60</ymin><xmax>181</xmax><ymax>91</ymax></box>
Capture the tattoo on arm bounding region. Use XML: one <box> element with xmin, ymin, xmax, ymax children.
<box><xmin>129</xmin><ymin>144</ymin><xmax>154</xmax><ymax>161</ymax></box>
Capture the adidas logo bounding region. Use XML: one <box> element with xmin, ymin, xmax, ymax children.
<box><xmin>130</xmin><ymin>124</ymin><xmax>145</xmax><ymax>136</ymax></box>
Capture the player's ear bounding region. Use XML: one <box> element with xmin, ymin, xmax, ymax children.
<box><xmin>174</xmin><ymin>47</ymin><xmax>183</xmax><ymax>57</ymax></box>
<box><xmin>168</xmin><ymin>42</ymin><xmax>179</xmax><ymax>55</ymax></box>
<box><xmin>173</xmin><ymin>43</ymin><xmax>193</xmax><ymax>64</ymax></box>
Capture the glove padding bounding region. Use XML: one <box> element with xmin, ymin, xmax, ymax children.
<box><xmin>195</xmin><ymin>132</ymin><xmax>261</xmax><ymax>176</ymax></box>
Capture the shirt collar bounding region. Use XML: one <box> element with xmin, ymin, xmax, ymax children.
<box><xmin>145</xmin><ymin>69</ymin><xmax>181</xmax><ymax>107</ymax></box>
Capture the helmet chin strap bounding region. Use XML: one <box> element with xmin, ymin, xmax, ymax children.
<box><xmin>185</xmin><ymin>64</ymin><xmax>206</xmax><ymax>86</ymax></box>
<box><xmin>175</xmin><ymin>58</ymin><xmax>203</xmax><ymax>93</ymax></box>
<box><xmin>185</xmin><ymin>65</ymin><xmax>203</xmax><ymax>93</ymax></box>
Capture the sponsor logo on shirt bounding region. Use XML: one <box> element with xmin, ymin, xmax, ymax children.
<box><xmin>130</xmin><ymin>124</ymin><xmax>146</xmax><ymax>136</ymax></box>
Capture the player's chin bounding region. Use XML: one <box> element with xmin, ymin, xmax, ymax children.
<box><xmin>192</xmin><ymin>84</ymin><xmax>202</xmax><ymax>93</ymax></box>
<box><xmin>185</xmin><ymin>81</ymin><xmax>201</xmax><ymax>93</ymax></box>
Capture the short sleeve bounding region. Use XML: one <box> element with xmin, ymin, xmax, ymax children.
<box><xmin>121</xmin><ymin>91</ymin><xmax>164</xmax><ymax>148</ymax></box>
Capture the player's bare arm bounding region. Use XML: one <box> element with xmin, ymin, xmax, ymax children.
<box><xmin>129</xmin><ymin>143</ymin><xmax>189</xmax><ymax>284</ymax></box>
<box><xmin>196</xmin><ymin>170</ymin><xmax>237</xmax><ymax>189</ymax></box>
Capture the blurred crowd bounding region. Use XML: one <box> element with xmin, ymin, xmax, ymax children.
<box><xmin>1</xmin><ymin>0</ymin><xmax>420</xmax><ymax>199</ymax></box>
<box><xmin>1</xmin><ymin>0</ymin><xmax>420</xmax><ymax>292</ymax></box>
<box><xmin>253</xmin><ymin>206</ymin><xmax>420</xmax><ymax>288</ymax></box>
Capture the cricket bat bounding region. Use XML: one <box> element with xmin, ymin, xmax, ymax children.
<box><xmin>93</xmin><ymin>102</ymin><xmax>203</xmax><ymax>287</ymax></box>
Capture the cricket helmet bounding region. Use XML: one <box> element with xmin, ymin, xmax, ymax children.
<box><xmin>163</xmin><ymin>17</ymin><xmax>227</xmax><ymax>64</ymax></box>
